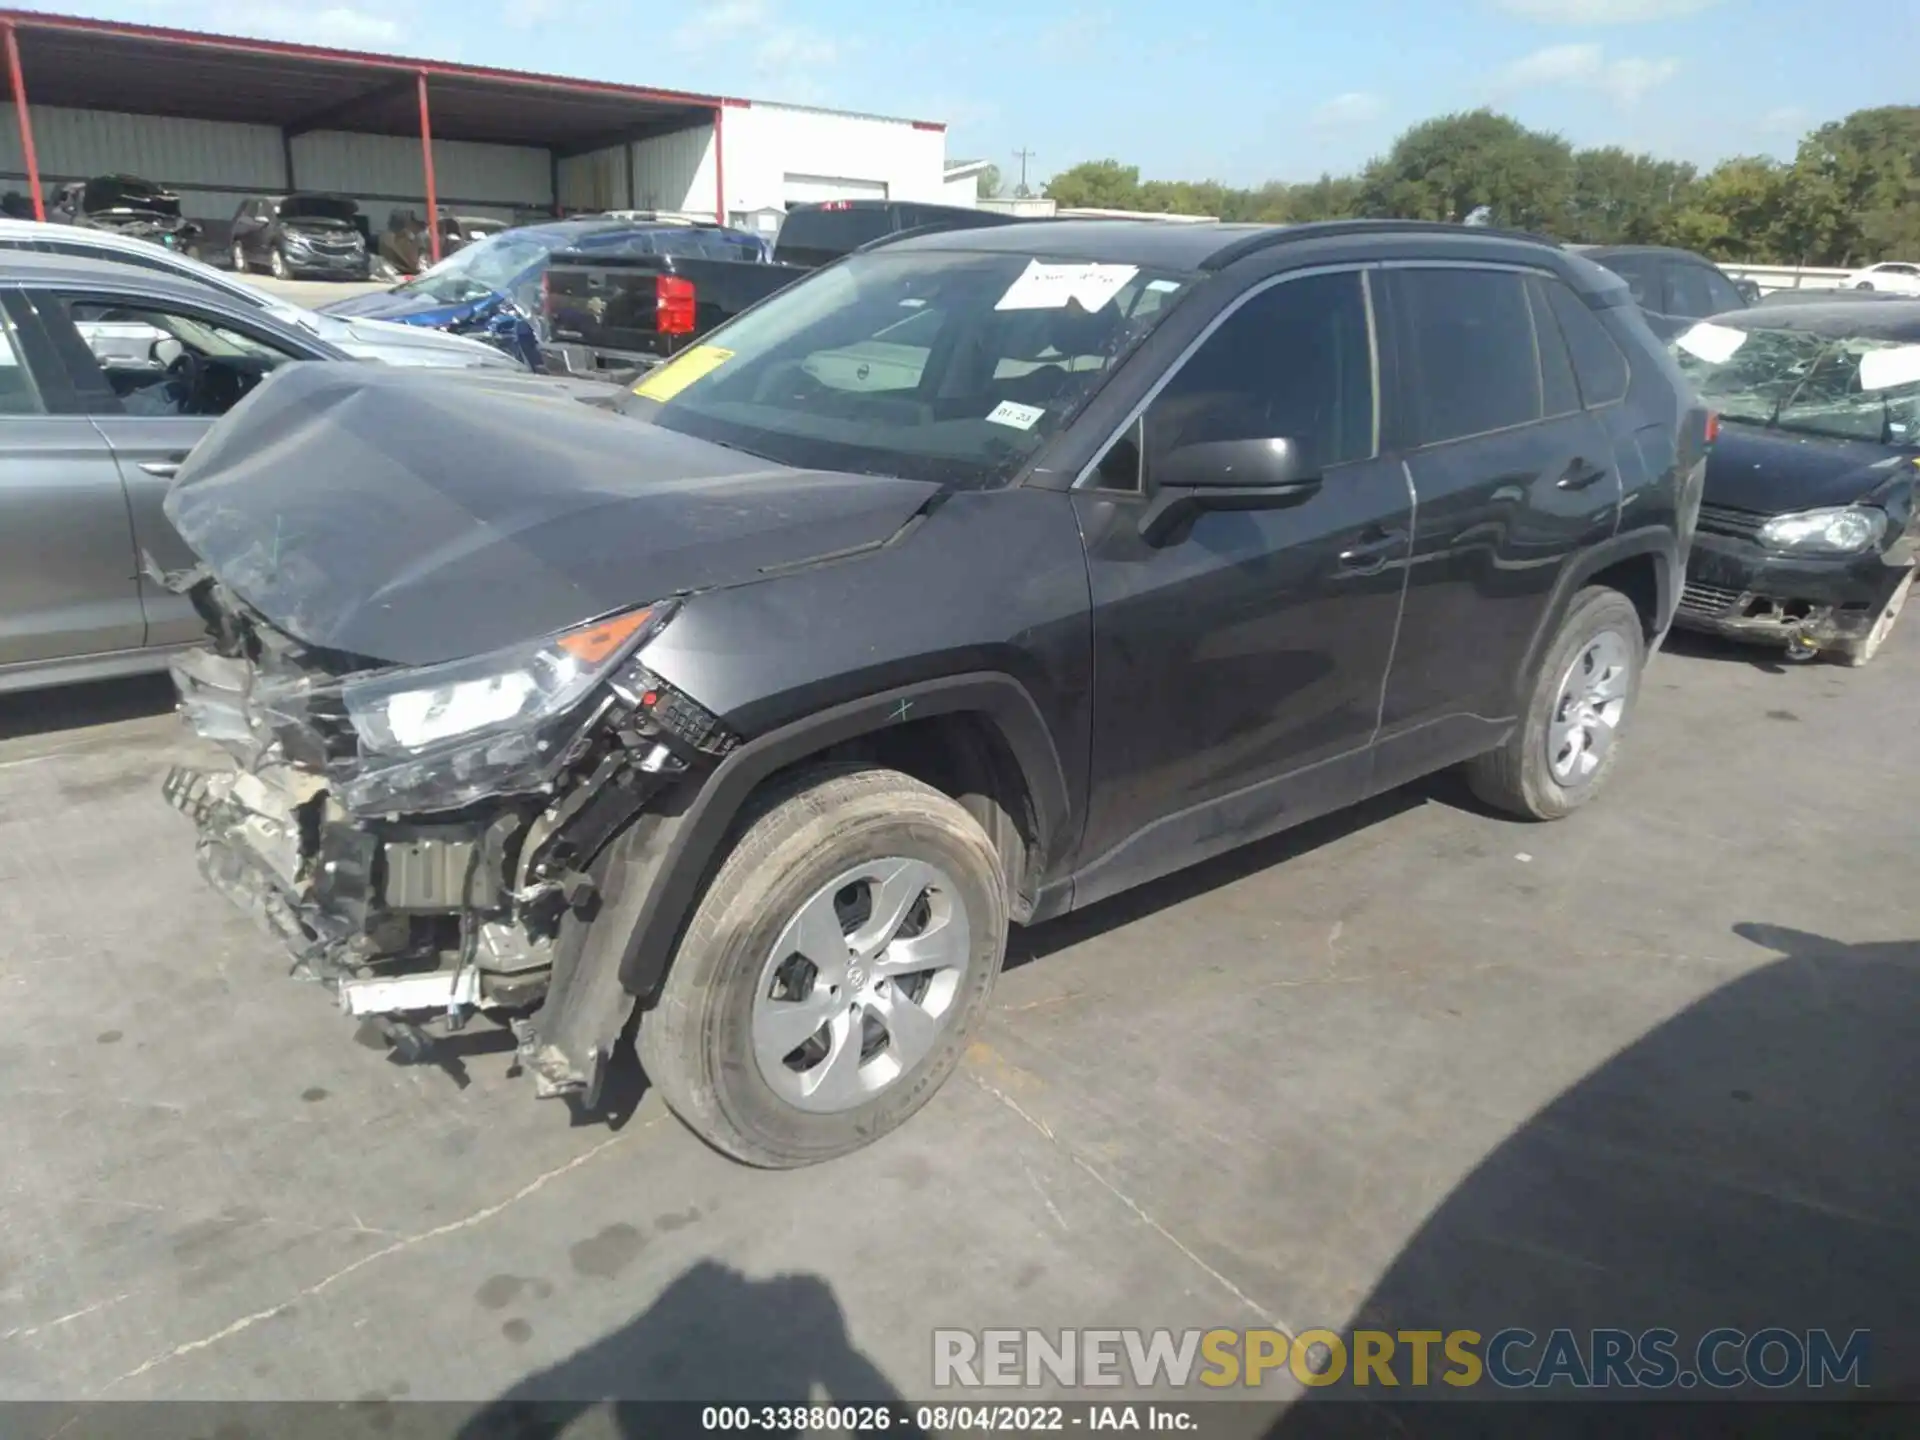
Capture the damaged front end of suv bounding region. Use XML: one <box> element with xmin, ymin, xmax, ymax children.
<box><xmin>162</xmin><ymin>575</ymin><xmax>736</xmax><ymax>1096</ymax></box>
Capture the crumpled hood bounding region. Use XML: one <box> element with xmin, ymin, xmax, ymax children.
<box><xmin>319</xmin><ymin>288</ymin><xmax>483</xmax><ymax>326</ymax></box>
<box><xmin>163</xmin><ymin>363</ymin><xmax>940</xmax><ymax>667</ymax></box>
<box><xmin>1704</xmin><ymin>424</ymin><xmax>1917</xmax><ymax>514</ymax></box>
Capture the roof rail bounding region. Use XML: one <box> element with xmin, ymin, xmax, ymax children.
<box><xmin>1200</xmin><ymin>218</ymin><xmax>1562</xmax><ymax>271</ymax></box>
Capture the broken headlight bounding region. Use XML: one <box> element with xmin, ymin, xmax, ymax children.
<box><xmin>335</xmin><ymin>604</ymin><xmax>670</xmax><ymax>815</ymax></box>
<box><xmin>1755</xmin><ymin>506</ymin><xmax>1888</xmax><ymax>555</ymax></box>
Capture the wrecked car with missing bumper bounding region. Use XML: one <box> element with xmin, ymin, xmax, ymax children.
<box><xmin>161</xmin><ymin>220</ymin><xmax>1704</xmax><ymax>1167</ymax></box>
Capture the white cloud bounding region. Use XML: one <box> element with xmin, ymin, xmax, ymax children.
<box><xmin>1311</xmin><ymin>92</ymin><xmax>1385</xmax><ymax>130</ymax></box>
<box><xmin>198</xmin><ymin>1</ymin><xmax>402</xmax><ymax>47</ymax></box>
<box><xmin>194</xmin><ymin>0</ymin><xmax>401</xmax><ymax>46</ymax></box>
<box><xmin>503</xmin><ymin>0</ymin><xmax>565</xmax><ymax>28</ymax></box>
<box><xmin>1493</xmin><ymin>42</ymin><xmax>1678</xmax><ymax>107</ymax></box>
<box><xmin>1494</xmin><ymin>0</ymin><xmax>1724</xmax><ymax>21</ymax></box>
<box><xmin>671</xmin><ymin>0</ymin><xmax>840</xmax><ymax>87</ymax></box>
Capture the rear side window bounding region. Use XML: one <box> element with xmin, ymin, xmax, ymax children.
<box><xmin>1397</xmin><ymin>268</ymin><xmax>1540</xmax><ymax>445</ymax></box>
<box><xmin>1525</xmin><ymin>277</ymin><xmax>1581</xmax><ymax>418</ymax></box>
<box><xmin>1543</xmin><ymin>281</ymin><xmax>1630</xmax><ymax>407</ymax></box>
<box><xmin>1594</xmin><ymin>252</ymin><xmax>1657</xmax><ymax>309</ymax></box>
<box><xmin>775</xmin><ymin>207</ymin><xmax>892</xmax><ymax>263</ymax></box>
<box><xmin>1666</xmin><ymin>261</ymin><xmax>1744</xmax><ymax>319</ymax></box>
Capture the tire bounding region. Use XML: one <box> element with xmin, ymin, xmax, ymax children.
<box><xmin>1857</xmin><ymin>281</ymin><xmax>1875</xmax><ymax>291</ymax></box>
<box><xmin>637</xmin><ymin>764</ymin><xmax>1009</xmax><ymax>1167</ymax></box>
<box><xmin>230</xmin><ymin>241</ymin><xmax>249</xmax><ymax>274</ymax></box>
<box><xmin>1467</xmin><ymin>587</ymin><xmax>1646</xmax><ymax>821</ymax></box>
<box><xmin>269</xmin><ymin>246</ymin><xmax>289</xmax><ymax>280</ymax></box>
<box><xmin>1837</xmin><ymin>570</ymin><xmax>1912</xmax><ymax>667</ymax></box>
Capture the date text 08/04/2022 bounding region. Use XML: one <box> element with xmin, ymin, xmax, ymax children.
<box><xmin>700</xmin><ymin>1405</ymin><xmax>1194</xmax><ymax>1432</ymax></box>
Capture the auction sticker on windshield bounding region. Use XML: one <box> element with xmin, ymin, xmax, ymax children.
<box><xmin>633</xmin><ymin>345</ymin><xmax>734</xmax><ymax>403</ymax></box>
<box><xmin>996</xmin><ymin>260</ymin><xmax>1139</xmax><ymax>313</ymax></box>
<box><xmin>986</xmin><ymin>400</ymin><xmax>1046</xmax><ymax>430</ymax></box>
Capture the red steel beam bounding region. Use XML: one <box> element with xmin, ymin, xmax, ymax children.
<box><xmin>417</xmin><ymin>69</ymin><xmax>440</xmax><ymax>265</ymax></box>
<box><xmin>2</xmin><ymin>20</ymin><xmax>42</xmax><ymax>220</ymax></box>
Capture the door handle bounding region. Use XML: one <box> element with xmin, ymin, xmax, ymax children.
<box><xmin>1338</xmin><ymin>530</ymin><xmax>1405</xmax><ymax>576</ymax></box>
<box><xmin>138</xmin><ymin>461</ymin><xmax>181</xmax><ymax>478</ymax></box>
<box><xmin>1557</xmin><ymin>458</ymin><xmax>1609</xmax><ymax>490</ymax></box>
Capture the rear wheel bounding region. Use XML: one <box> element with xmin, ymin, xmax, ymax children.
<box><xmin>637</xmin><ymin>764</ymin><xmax>1008</xmax><ymax>1167</ymax></box>
<box><xmin>1467</xmin><ymin>587</ymin><xmax>1645</xmax><ymax>820</ymax></box>
<box><xmin>1838</xmin><ymin>570</ymin><xmax>1913</xmax><ymax>667</ymax></box>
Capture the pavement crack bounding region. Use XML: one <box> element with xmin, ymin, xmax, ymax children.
<box><xmin>2</xmin><ymin>1291</ymin><xmax>135</xmax><ymax>1341</ymax></box>
<box><xmin>971</xmin><ymin>1073</ymin><xmax>1291</xmax><ymax>1338</ymax></box>
<box><xmin>1021</xmin><ymin>1161</ymin><xmax>1070</xmax><ymax>1231</ymax></box>
<box><xmin>98</xmin><ymin>1119</ymin><xmax>660</xmax><ymax>1392</ymax></box>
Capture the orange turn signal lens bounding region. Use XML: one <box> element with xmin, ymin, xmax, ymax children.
<box><xmin>555</xmin><ymin>607</ymin><xmax>654</xmax><ymax>665</ymax></box>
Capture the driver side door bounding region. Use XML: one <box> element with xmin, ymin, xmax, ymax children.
<box><xmin>31</xmin><ymin>288</ymin><xmax>309</xmax><ymax>647</ymax></box>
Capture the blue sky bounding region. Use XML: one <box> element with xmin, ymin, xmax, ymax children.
<box><xmin>19</xmin><ymin>0</ymin><xmax>1920</xmax><ymax>186</ymax></box>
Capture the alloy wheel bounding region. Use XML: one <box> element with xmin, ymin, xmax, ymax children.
<box><xmin>1548</xmin><ymin>630</ymin><xmax>1632</xmax><ymax>783</ymax></box>
<box><xmin>752</xmin><ymin>857</ymin><xmax>971</xmax><ymax>1114</ymax></box>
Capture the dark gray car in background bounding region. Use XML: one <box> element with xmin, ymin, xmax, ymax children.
<box><xmin>0</xmin><ymin>252</ymin><xmax>354</xmax><ymax>693</ymax></box>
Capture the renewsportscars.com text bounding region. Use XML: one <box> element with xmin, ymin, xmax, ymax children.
<box><xmin>933</xmin><ymin>1327</ymin><xmax>1871</xmax><ymax>1391</ymax></box>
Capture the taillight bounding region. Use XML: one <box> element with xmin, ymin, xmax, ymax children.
<box><xmin>540</xmin><ymin>270</ymin><xmax>551</xmax><ymax>314</ymax></box>
<box><xmin>1704</xmin><ymin>411</ymin><xmax>1720</xmax><ymax>445</ymax></box>
<box><xmin>656</xmin><ymin>273</ymin><xmax>696</xmax><ymax>336</ymax></box>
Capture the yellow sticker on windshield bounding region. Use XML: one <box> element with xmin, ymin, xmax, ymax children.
<box><xmin>633</xmin><ymin>346</ymin><xmax>734</xmax><ymax>402</ymax></box>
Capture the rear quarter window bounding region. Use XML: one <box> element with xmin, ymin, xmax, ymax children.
<box><xmin>1544</xmin><ymin>281</ymin><xmax>1631</xmax><ymax>407</ymax></box>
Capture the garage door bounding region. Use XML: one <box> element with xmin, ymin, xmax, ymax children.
<box><xmin>782</xmin><ymin>174</ymin><xmax>889</xmax><ymax>207</ymax></box>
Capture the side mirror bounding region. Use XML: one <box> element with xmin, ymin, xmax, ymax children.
<box><xmin>1137</xmin><ymin>436</ymin><xmax>1322</xmax><ymax>545</ymax></box>
<box><xmin>1157</xmin><ymin>436</ymin><xmax>1318</xmax><ymax>491</ymax></box>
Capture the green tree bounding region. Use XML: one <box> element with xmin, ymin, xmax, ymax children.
<box><xmin>976</xmin><ymin>163</ymin><xmax>1003</xmax><ymax>201</ymax></box>
<box><xmin>1567</xmin><ymin>147</ymin><xmax>1697</xmax><ymax>245</ymax></box>
<box><xmin>1043</xmin><ymin>160</ymin><xmax>1143</xmax><ymax>209</ymax></box>
<box><xmin>1357</xmin><ymin>110</ymin><xmax>1575</xmax><ymax>233</ymax></box>
<box><xmin>1788</xmin><ymin>107</ymin><xmax>1920</xmax><ymax>264</ymax></box>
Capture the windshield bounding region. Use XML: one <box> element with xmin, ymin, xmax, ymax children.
<box><xmin>400</xmin><ymin>231</ymin><xmax>559</xmax><ymax>306</ymax></box>
<box><xmin>621</xmin><ymin>249</ymin><xmax>1194</xmax><ymax>488</ymax></box>
<box><xmin>283</xmin><ymin>195</ymin><xmax>358</xmax><ymax>224</ymax></box>
<box><xmin>1673</xmin><ymin>321</ymin><xmax>1920</xmax><ymax>446</ymax></box>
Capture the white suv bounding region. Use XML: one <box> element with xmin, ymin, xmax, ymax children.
<box><xmin>0</xmin><ymin>219</ymin><xmax>521</xmax><ymax>369</ymax></box>
<box><xmin>1845</xmin><ymin>261</ymin><xmax>1920</xmax><ymax>295</ymax></box>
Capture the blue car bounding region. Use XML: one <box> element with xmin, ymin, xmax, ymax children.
<box><xmin>319</xmin><ymin>217</ymin><xmax>766</xmax><ymax>369</ymax></box>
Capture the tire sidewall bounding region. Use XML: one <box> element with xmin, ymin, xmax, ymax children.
<box><xmin>1517</xmin><ymin>592</ymin><xmax>1645</xmax><ymax>818</ymax></box>
<box><xmin>270</xmin><ymin>247</ymin><xmax>289</xmax><ymax>279</ymax></box>
<box><xmin>691</xmin><ymin>798</ymin><xmax>1006</xmax><ymax>1164</ymax></box>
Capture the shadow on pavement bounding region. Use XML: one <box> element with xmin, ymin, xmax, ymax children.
<box><xmin>0</xmin><ymin>673</ymin><xmax>175</xmax><ymax>741</ymax></box>
<box><xmin>1268</xmin><ymin>921</ymin><xmax>1920</xmax><ymax>1437</ymax></box>
<box><xmin>456</xmin><ymin>1259</ymin><xmax>918</xmax><ymax>1439</ymax></box>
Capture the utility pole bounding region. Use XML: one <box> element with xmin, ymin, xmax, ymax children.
<box><xmin>1013</xmin><ymin>146</ymin><xmax>1036</xmax><ymax>198</ymax></box>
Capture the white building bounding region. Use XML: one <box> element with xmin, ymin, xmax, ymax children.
<box><xmin>0</xmin><ymin>9</ymin><xmax>955</xmax><ymax>248</ymax></box>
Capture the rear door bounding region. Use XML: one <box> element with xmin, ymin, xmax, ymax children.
<box><xmin>1372</xmin><ymin>264</ymin><xmax>1619</xmax><ymax>788</ymax></box>
<box><xmin>0</xmin><ymin>292</ymin><xmax>144</xmax><ymax>667</ymax></box>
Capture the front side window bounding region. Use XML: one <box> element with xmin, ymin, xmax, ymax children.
<box><xmin>1144</xmin><ymin>270</ymin><xmax>1375</xmax><ymax>477</ymax></box>
<box><xmin>1672</xmin><ymin>320</ymin><xmax>1920</xmax><ymax>446</ymax></box>
<box><xmin>60</xmin><ymin>298</ymin><xmax>300</xmax><ymax>418</ymax></box>
<box><xmin>625</xmin><ymin>250</ymin><xmax>1195</xmax><ymax>488</ymax></box>
<box><xmin>1666</xmin><ymin>261</ymin><xmax>1744</xmax><ymax>320</ymax></box>
<box><xmin>0</xmin><ymin>303</ymin><xmax>44</xmax><ymax>415</ymax></box>
<box><xmin>1398</xmin><ymin>268</ymin><xmax>1541</xmax><ymax>445</ymax></box>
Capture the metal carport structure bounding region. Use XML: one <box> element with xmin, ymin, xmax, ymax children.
<box><xmin>0</xmin><ymin>9</ymin><xmax>732</xmax><ymax>263</ymax></box>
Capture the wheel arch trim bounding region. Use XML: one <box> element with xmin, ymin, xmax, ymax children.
<box><xmin>615</xmin><ymin>671</ymin><xmax>1071</xmax><ymax>999</ymax></box>
<box><xmin>1512</xmin><ymin>526</ymin><xmax>1676</xmax><ymax>708</ymax></box>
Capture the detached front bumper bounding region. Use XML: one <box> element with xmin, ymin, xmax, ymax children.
<box><xmin>1674</xmin><ymin>527</ymin><xmax>1914</xmax><ymax>650</ymax></box>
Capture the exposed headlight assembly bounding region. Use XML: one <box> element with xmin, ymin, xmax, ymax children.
<box><xmin>1754</xmin><ymin>506</ymin><xmax>1888</xmax><ymax>555</ymax></box>
<box><xmin>336</xmin><ymin>603</ymin><xmax>672</xmax><ymax>814</ymax></box>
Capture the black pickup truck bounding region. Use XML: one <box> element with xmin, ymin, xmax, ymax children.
<box><xmin>542</xmin><ymin>200</ymin><xmax>1017</xmax><ymax>378</ymax></box>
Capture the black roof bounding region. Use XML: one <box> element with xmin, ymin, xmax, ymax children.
<box><xmin>1569</xmin><ymin>243</ymin><xmax>1712</xmax><ymax>261</ymax></box>
<box><xmin>887</xmin><ymin>217</ymin><xmax>1583</xmax><ymax>276</ymax></box>
<box><xmin>1719</xmin><ymin>299</ymin><xmax>1920</xmax><ymax>341</ymax></box>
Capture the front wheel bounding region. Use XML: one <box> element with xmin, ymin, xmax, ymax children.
<box><xmin>1857</xmin><ymin>281</ymin><xmax>1875</xmax><ymax>291</ymax></box>
<box><xmin>269</xmin><ymin>246</ymin><xmax>290</xmax><ymax>280</ymax></box>
<box><xmin>638</xmin><ymin>764</ymin><xmax>1009</xmax><ymax>1167</ymax></box>
<box><xmin>1467</xmin><ymin>587</ymin><xmax>1645</xmax><ymax>820</ymax></box>
<box><xmin>229</xmin><ymin>241</ymin><xmax>249</xmax><ymax>273</ymax></box>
